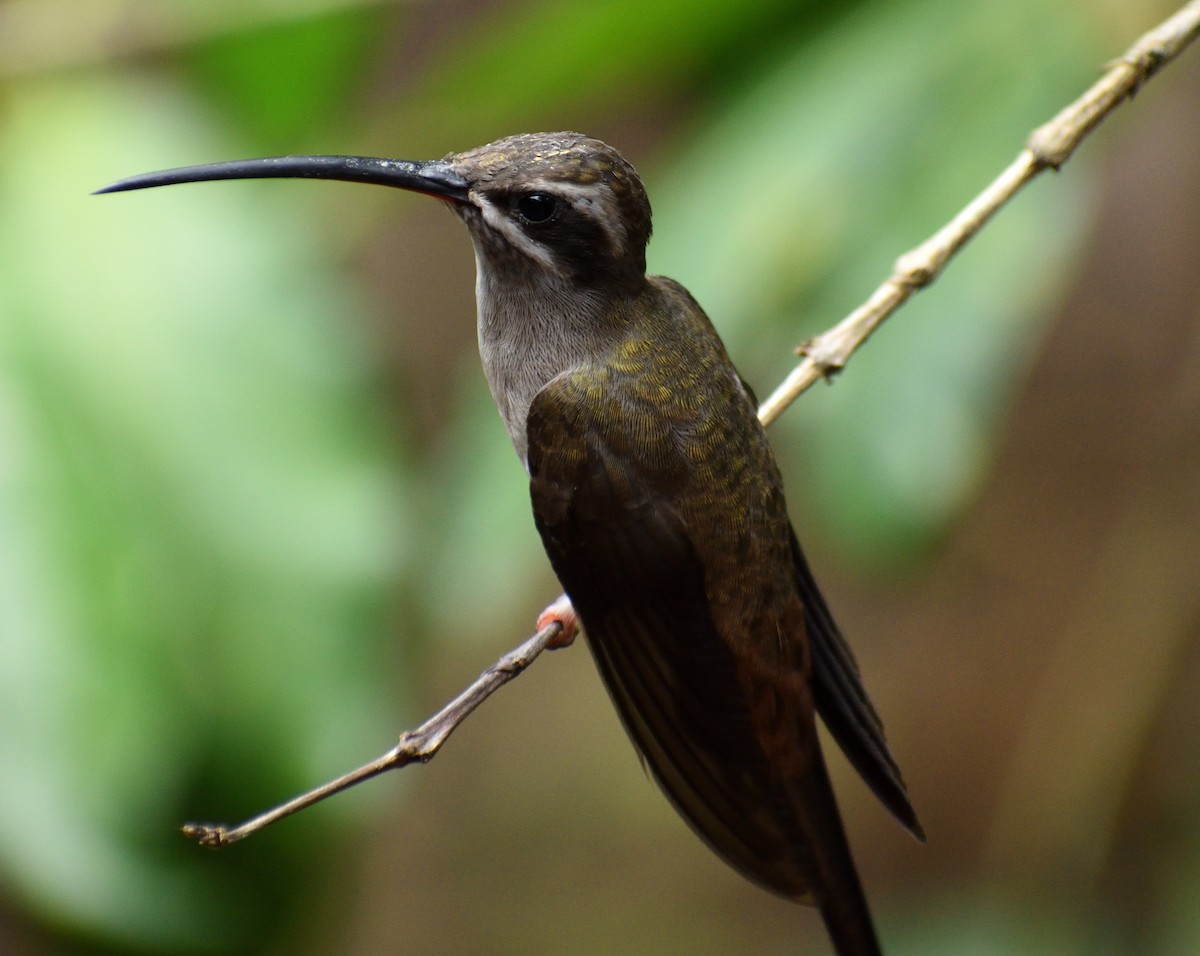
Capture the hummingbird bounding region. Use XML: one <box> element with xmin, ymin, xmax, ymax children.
<box><xmin>98</xmin><ymin>132</ymin><xmax>922</xmax><ymax>955</ymax></box>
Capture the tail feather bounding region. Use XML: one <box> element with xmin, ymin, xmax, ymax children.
<box><xmin>791</xmin><ymin>744</ymin><xmax>884</xmax><ymax>956</ymax></box>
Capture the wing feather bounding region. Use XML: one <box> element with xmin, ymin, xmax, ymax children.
<box><xmin>528</xmin><ymin>384</ymin><xmax>814</xmax><ymax>898</ymax></box>
<box><xmin>790</xmin><ymin>530</ymin><xmax>924</xmax><ymax>840</ymax></box>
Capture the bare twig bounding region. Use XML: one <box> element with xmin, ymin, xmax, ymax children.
<box><xmin>183</xmin><ymin>0</ymin><xmax>1200</xmax><ymax>846</ymax></box>
<box><xmin>182</xmin><ymin>621</ymin><xmax>563</xmax><ymax>845</ymax></box>
<box><xmin>756</xmin><ymin>0</ymin><xmax>1200</xmax><ymax>427</ymax></box>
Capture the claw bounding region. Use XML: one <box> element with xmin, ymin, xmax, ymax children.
<box><xmin>537</xmin><ymin>594</ymin><xmax>579</xmax><ymax>648</ymax></box>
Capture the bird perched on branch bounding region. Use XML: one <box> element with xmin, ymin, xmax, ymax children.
<box><xmin>100</xmin><ymin>131</ymin><xmax>922</xmax><ymax>955</ymax></box>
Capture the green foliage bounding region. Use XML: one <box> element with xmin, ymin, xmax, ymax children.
<box><xmin>650</xmin><ymin>0</ymin><xmax>1103</xmax><ymax>565</ymax></box>
<box><xmin>0</xmin><ymin>75</ymin><xmax>406</xmax><ymax>950</ymax></box>
<box><xmin>375</xmin><ymin>0</ymin><xmax>829</xmax><ymax>149</ymax></box>
<box><xmin>184</xmin><ymin>6</ymin><xmax>383</xmax><ymax>149</ymax></box>
<box><xmin>0</xmin><ymin>0</ymin><xmax>1179</xmax><ymax>952</ymax></box>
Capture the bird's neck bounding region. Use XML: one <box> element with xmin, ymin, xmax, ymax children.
<box><xmin>473</xmin><ymin>253</ymin><xmax>635</xmax><ymax>466</ymax></box>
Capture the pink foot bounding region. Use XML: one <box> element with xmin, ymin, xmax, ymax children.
<box><xmin>537</xmin><ymin>594</ymin><xmax>579</xmax><ymax>649</ymax></box>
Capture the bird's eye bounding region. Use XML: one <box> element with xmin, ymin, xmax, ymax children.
<box><xmin>516</xmin><ymin>193</ymin><xmax>557</xmax><ymax>223</ymax></box>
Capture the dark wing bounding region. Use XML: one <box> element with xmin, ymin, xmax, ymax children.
<box><xmin>737</xmin><ymin>369</ymin><xmax>922</xmax><ymax>840</ymax></box>
<box><xmin>792</xmin><ymin>530</ymin><xmax>925</xmax><ymax>841</ymax></box>
<box><xmin>526</xmin><ymin>382</ymin><xmax>816</xmax><ymax>900</ymax></box>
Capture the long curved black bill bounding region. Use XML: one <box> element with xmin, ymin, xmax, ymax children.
<box><xmin>94</xmin><ymin>155</ymin><xmax>469</xmax><ymax>201</ymax></box>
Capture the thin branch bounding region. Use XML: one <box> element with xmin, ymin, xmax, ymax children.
<box><xmin>182</xmin><ymin>621</ymin><xmax>563</xmax><ymax>845</ymax></box>
<box><xmin>182</xmin><ymin>0</ymin><xmax>1200</xmax><ymax>846</ymax></box>
<box><xmin>756</xmin><ymin>0</ymin><xmax>1200</xmax><ymax>427</ymax></box>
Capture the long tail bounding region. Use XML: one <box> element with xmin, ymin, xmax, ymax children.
<box><xmin>791</xmin><ymin>744</ymin><xmax>884</xmax><ymax>956</ymax></box>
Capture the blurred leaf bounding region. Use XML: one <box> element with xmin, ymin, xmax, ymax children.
<box><xmin>891</xmin><ymin>894</ymin><xmax>1079</xmax><ymax>955</ymax></box>
<box><xmin>0</xmin><ymin>74</ymin><xmax>407</xmax><ymax>950</ymax></box>
<box><xmin>372</xmin><ymin>0</ymin><xmax>843</xmax><ymax>152</ymax></box>
<box><xmin>0</xmin><ymin>0</ymin><xmax>386</xmax><ymax>78</ymax></box>
<box><xmin>423</xmin><ymin>371</ymin><xmax>556</xmax><ymax>646</ymax></box>
<box><xmin>649</xmin><ymin>0</ymin><xmax>1111</xmax><ymax>565</ymax></box>
<box><xmin>184</xmin><ymin>5</ymin><xmax>384</xmax><ymax>150</ymax></box>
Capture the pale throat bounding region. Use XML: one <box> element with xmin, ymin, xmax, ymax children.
<box><xmin>471</xmin><ymin>248</ymin><xmax>612</xmax><ymax>469</ymax></box>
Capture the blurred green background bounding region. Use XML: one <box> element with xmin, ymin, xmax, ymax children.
<box><xmin>2</xmin><ymin>0</ymin><xmax>1198</xmax><ymax>953</ymax></box>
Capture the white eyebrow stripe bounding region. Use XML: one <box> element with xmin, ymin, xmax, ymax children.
<box><xmin>474</xmin><ymin>193</ymin><xmax>558</xmax><ymax>270</ymax></box>
<box><xmin>475</xmin><ymin>177</ymin><xmax>628</xmax><ymax>262</ymax></box>
<box><xmin>531</xmin><ymin>180</ymin><xmax>628</xmax><ymax>256</ymax></box>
